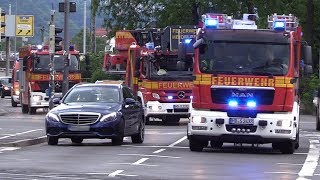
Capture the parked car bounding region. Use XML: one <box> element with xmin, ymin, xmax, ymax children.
<box><xmin>0</xmin><ymin>76</ymin><xmax>12</xmax><ymax>98</ymax></box>
<box><xmin>45</xmin><ymin>82</ymin><xmax>145</xmax><ymax>145</ymax></box>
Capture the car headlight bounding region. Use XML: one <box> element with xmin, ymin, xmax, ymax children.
<box><xmin>46</xmin><ymin>112</ymin><xmax>60</xmax><ymax>122</ymax></box>
<box><xmin>32</xmin><ymin>95</ymin><xmax>43</xmax><ymax>102</ymax></box>
<box><xmin>100</xmin><ymin>112</ymin><xmax>117</xmax><ymax>122</ymax></box>
<box><xmin>4</xmin><ymin>86</ymin><xmax>9</xmax><ymax>90</ymax></box>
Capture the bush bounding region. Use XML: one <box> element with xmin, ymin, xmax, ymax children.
<box><xmin>300</xmin><ymin>74</ymin><xmax>320</xmax><ymax>114</ymax></box>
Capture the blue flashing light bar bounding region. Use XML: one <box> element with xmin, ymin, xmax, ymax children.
<box><xmin>168</xmin><ymin>96</ymin><xmax>173</xmax><ymax>100</ymax></box>
<box><xmin>247</xmin><ymin>100</ymin><xmax>257</xmax><ymax>108</ymax></box>
<box><xmin>69</xmin><ymin>45</ymin><xmax>75</xmax><ymax>51</ymax></box>
<box><xmin>273</xmin><ymin>20</ymin><xmax>286</xmax><ymax>31</ymax></box>
<box><xmin>205</xmin><ymin>19</ymin><xmax>219</xmax><ymax>29</ymax></box>
<box><xmin>37</xmin><ymin>45</ymin><xmax>43</xmax><ymax>50</ymax></box>
<box><xmin>184</xmin><ymin>38</ymin><xmax>192</xmax><ymax>44</ymax></box>
<box><xmin>228</xmin><ymin>100</ymin><xmax>238</xmax><ymax>107</ymax></box>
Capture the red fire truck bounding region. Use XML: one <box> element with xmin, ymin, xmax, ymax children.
<box><xmin>125</xmin><ymin>26</ymin><xmax>197</xmax><ymax>124</ymax></box>
<box><xmin>19</xmin><ymin>45</ymin><xmax>82</xmax><ymax>114</ymax></box>
<box><xmin>11</xmin><ymin>59</ymin><xmax>20</xmax><ymax>107</ymax></box>
<box><xmin>187</xmin><ymin>13</ymin><xmax>313</xmax><ymax>154</ymax></box>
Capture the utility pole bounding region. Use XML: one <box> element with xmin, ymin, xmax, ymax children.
<box><xmin>83</xmin><ymin>0</ymin><xmax>86</xmax><ymax>55</ymax></box>
<box><xmin>62</xmin><ymin>0</ymin><xmax>70</xmax><ymax>96</ymax></box>
<box><xmin>5</xmin><ymin>4</ymin><xmax>11</xmax><ymax>76</ymax></box>
<box><xmin>48</xmin><ymin>10</ymin><xmax>55</xmax><ymax>109</ymax></box>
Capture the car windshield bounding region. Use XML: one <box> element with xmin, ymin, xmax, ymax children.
<box><xmin>33</xmin><ymin>54</ymin><xmax>79</xmax><ymax>72</ymax></box>
<box><xmin>0</xmin><ymin>78</ymin><xmax>12</xmax><ymax>86</ymax></box>
<box><xmin>199</xmin><ymin>41</ymin><xmax>290</xmax><ymax>76</ymax></box>
<box><xmin>149</xmin><ymin>55</ymin><xmax>193</xmax><ymax>81</ymax></box>
<box><xmin>63</xmin><ymin>86</ymin><xmax>120</xmax><ymax>104</ymax></box>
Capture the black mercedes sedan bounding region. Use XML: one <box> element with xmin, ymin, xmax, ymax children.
<box><xmin>45</xmin><ymin>82</ymin><xmax>145</xmax><ymax>145</ymax></box>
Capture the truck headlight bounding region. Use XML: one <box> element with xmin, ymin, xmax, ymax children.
<box><xmin>100</xmin><ymin>112</ymin><xmax>117</xmax><ymax>122</ymax></box>
<box><xmin>46</xmin><ymin>112</ymin><xmax>59</xmax><ymax>122</ymax></box>
<box><xmin>152</xmin><ymin>93</ymin><xmax>160</xmax><ymax>99</ymax></box>
<box><xmin>276</xmin><ymin>120</ymin><xmax>292</xmax><ymax>127</ymax></box>
<box><xmin>4</xmin><ymin>86</ymin><xmax>9</xmax><ymax>90</ymax></box>
<box><xmin>192</xmin><ymin>116</ymin><xmax>207</xmax><ymax>124</ymax></box>
<box><xmin>148</xmin><ymin>105</ymin><xmax>162</xmax><ymax>111</ymax></box>
<box><xmin>32</xmin><ymin>95</ymin><xmax>43</xmax><ymax>102</ymax></box>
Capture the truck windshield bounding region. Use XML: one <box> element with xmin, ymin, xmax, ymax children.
<box><xmin>33</xmin><ymin>55</ymin><xmax>79</xmax><ymax>72</ymax></box>
<box><xmin>199</xmin><ymin>42</ymin><xmax>290</xmax><ymax>76</ymax></box>
<box><xmin>149</xmin><ymin>55</ymin><xmax>193</xmax><ymax>81</ymax></box>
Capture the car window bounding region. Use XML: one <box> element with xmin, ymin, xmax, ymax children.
<box><xmin>64</xmin><ymin>86</ymin><xmax>120</xmax><ymax>103</ymax></box>
<box><xmin>0</xmin><ymin>78</ymin><xmax>11</xmax><ymax>85</ymax></box>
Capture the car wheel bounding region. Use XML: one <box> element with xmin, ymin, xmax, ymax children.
<box><xmin>11</xmin><ymin>97</ymin><xmax>18</xmax><ymax>107</ymax></box>
<box><xmin>210</xmin><ymin>141</ymin><xmax>223</xmax><ymax>148</ymax></box>
<box><xmin>131</xmin><ymin>116</ymin><xmax>145</xmax><ymax>144</ymax></box>
<box><xmin>112</xmin><ymin>119</ymin><xmax>124</xmax><ymax>146</ymax></box>
<box><xmin>47</xmin><ymin>136</ymin><xmax>58</xmax><ymax>145</ymax></box>
<box><xmin>22</xmin><ymin>104</ymin><xmax>29</xmax><ymax>114</ymax></box>
<box><xmin>317</xmin><ymin>105</ymin><xmax>320</xmax><ymax>131</ymax></box>
<box><xmin>279</xmin><ymin>140</ymin><xmax>295</xmax><ymax>154</ymax></box>
<box><xmin>71</xmin><ymin>138</ymin><xmax>83</xmax><ymax>144</ymax></box>
<box><xmin>189</xmin><ymin>136</ymin><xmax>207</xmax><ymax>152</ymax></box>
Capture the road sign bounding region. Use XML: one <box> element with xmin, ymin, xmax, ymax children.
<box><xmin>15</xmin><ymin>15</ymin><xmax>34</xmax><ymax>37</ymax></box>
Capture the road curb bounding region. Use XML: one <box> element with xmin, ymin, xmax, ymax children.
<box><xmin>0</xmin><ymin>136</ymin><xmax>47</xmax><ymax>147</ymax></box>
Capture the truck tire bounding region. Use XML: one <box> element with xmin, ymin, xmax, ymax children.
<box><xmin>189</xmin><ymin>136</ymin><xmax>207</xmax><ymax>152</ymax></box>
<box><xmin>29</xmin><ymin>106</ymin><xmax>36</xmax><ymax>115</ymax></box>
<box><xmin>22</xmin><ymin>104</ymin><xmax>29</xmax><ymax>114</ymax></box>
<box><xmin>210</xmin><ymin>141</ymin><xmax>223</xmax><ymax>148</ymax></box>
<box><xmin>279</xmin><ymin>140</ymin><xmax>295</xmax><ymax>154</ymax></box>
<box><xmin>11</xmin><ymin>97</ymin><xmax>17</xmax><ymax>107</ymax></box>
<box><xmin>295</xmin><ymin>130</ymin><xmax>299</xmax><ymax>149</ymax></box>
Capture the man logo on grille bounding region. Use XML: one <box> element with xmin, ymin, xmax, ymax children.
<box><xmin>55</xmin><ymin>81</ymin><xmax>62</xmax><ymax>88</ymax></box>
<box><xmin>177</xmin><ymin>91</ymin><xmax>185</xmax><ymax>99</ymax></box>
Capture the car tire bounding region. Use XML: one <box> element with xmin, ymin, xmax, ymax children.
<box><xmin>112</xmin><ymin>119</ymin><xmax>124</xmax><ymax>146</ymax></box>
<box><xmin>71</xmin><ymin>138</ymin><xmax>83</xmax><ymax>144</ymax></box>
<box><xmin>131</xmin><ymin>116</ymin><xmax>145</xmax><ymax>144</ymax></box>
<box><xmin>189</xmin><ymin>136</ymin><xmax>207</xmax><ymax>152</ymax></box>
<box><xmin>210</xmin><ymin>141</ymin><xmax>223</xmax><ymax>148</ymax></box>
<box><xmin>22</xmin><ymin>104</ymin><xmax>29</xmax><ymax>114</ymax></box>
<box><xmin>11</xmin><ymin>97</ymin><xmax>18</xmax><ymax>107</ymax></box>
<box><xmin>279</xmin><ymin>140</ymin><xmax>295</xmax><ymax>154</ymax></box>
<box><xmin>47</xmin><ymin>136</ymin><xmax>58</xmax><ymax>145</ymax></box>
<box><xmin>317</xmin><ymin>105</ymin><xmax>320</xmax><ymax>131</ymax></box>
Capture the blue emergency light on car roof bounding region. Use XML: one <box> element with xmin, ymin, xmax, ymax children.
<box><xmin>273</xmin><ymin>20</ymin><xmax>286</xmax><ymax>31</ymax></box>
<box><xmin>205</xmin><ymin>19</ymin><xmax>219</xmax><ymax>29</ymax></box>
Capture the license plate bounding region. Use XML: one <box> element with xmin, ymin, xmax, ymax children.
<box><xmin>68</xmin><ymin>125</ymin><xmax>90</xmax><ymax>131</ymax></box>
<box><xmin>229</xmin><ymin>118</ymin><xmax>254</xmax><ymax>125</ymax></box>
<box><xmin>173</xmin><ymin>104</ymin><xmax>189</xmax><ymax>109</ymax></box>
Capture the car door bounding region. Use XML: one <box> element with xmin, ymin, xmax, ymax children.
<box><xmin>122</xmin><ymin>87</ymin><xmax>140</xmax><ymax>134</ymax></box>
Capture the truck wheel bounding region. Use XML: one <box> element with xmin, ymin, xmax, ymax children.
<box><xmin>279</xmin><ymin>140</ymin><xmax>295</xmax><ymax>154</ymax></box>
<box><xmin>294</xmin><ymin>130</ymin><xmax>299</xmax><ymax>149</ymax></box>
<box><xmin>22</xmin><ymin>104</ymin><xmax>29</xmax><ymax>114</ymax></box>
<box><xmin>11</xmin><ymin>97</ymin><xmax>17</xmax><ymax>107</ymax></box>
<box><xmin>47</xmin><ymin>136</ymin><xmax>58</xmax><ymax>145</ymax></box>
<box><xmin>317</xmin><ymin>105</ymin><xmax>320</xmax><ymax>131</ymax></box>
<box><xmin>272</xmin><ymin>143</ymin><xmax>280</xmax><ymax>150</ymax></box>
<box><xmin>189</xmin><ymin>136</ymin><xmax>207</xmax><ymax>152</ymax></box>
<box><xmin>210</xmin><ymin>141</ymin><xmax>223</xmax><ymax>148</ymax></box>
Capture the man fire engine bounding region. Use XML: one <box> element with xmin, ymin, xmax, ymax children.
<box><xmin>125</xmin><ymin>26</ymin><xmax>196</xmax><ymax>124</ymax></box>
<box><xmin>19</xmin><ymin>45</ymin><xmax>81</xmax><ymax>114</ymax></box>
<box><xmin>188</xmin><ymin>13</ymin><xmax>313</xmax><ymax>154</ymax></box>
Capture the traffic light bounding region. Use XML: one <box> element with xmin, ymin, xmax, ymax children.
<box><xmin>49</xmin><ymin>24</ymin><xmax>63</xmax><ymax>53</ymax></box>
<box><xmin>0</xmin><ymin>8</ymin><xmax>5</xmax><ymax>39</ymax></box>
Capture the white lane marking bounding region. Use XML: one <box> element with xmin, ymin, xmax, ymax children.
<box><xmin>8</xmin><ymin>136</ymin><xmax>46</xmax><ymax>144</ymax></box>
<box><xmin>108</xmin><ymin>170</ymin><xmax>137</xmax><ymax>177</ymax></box>
<box><xmin>122</xmin><ymin>145</ymin><xmax>188</xmax><ymax>149</ymax></box>
<box><xmin>86</xmin><ymin>173</ymin><xmax>109</xmax><ymax>175</ymax></box>
<box><xmin>264</xmin><ymin>172</ymin><xmax>298</xmax><ymax>175</ymax></box>
<box><xmin>294</xmin><ymin>153</ymin><xmax>309</xmax><ymax>155</ymax></box>
<box><xmin>108</xmin><ymin>162</ymin><xmax>158</xmax><ymax>167</ymax></box>
<box><xmin>168</xmin><ymin>136</ymin><xmax>187</xmax><ymax>147</ymax></box>
<box><xmin>146</xmin><ymin>132</ymin><xmax>185</xmax><ymax>135</ymax></box>
<box><xmin>1</xmin><ymin>147</ymin><xmax>20</xmax><ymax>151</ymax></box>
<box><xmin>277</xmin><ymin>163</ymin><xmax>304</xmax><ymax>166</ymax></box>
<box><xmin>300</xmin><ymin>122</ymin><xmax>315</xmax><ymax>124</ymax></box>
<box><xmin>297</xmin><ymin>139</ymin><xmax>320</xmax><ymax>178</ymax></box>
<box><xmin>119</xmin><ymin>153</ymin><xmax>181</xmax><ymax>159</ymax></box>
<box><xmin>0</xmin><ymin>129</ymin><xmax>42</xmax><ymax>140</ymax></box>
<box><xmin>132</xmin><ymin>158</ymin><xmax>149</xmax><ymax>165</ymax></box>
<box><xmin>0</xmin><ymin>172</ymin><xmax>87</xmax><ymax>179</ymax></box>
<box><xmin>108</xmin><ymin>170</ymin><xmax>124</xmax><ymax>177</ymax></box>
<box><xmin>153</xmin><ymin>148</ymin><xmax>166</xmax><ymax>154</ymax></box>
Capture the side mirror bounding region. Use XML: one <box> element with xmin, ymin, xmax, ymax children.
<box><xmin>303</xmin><ymin>46</ymin><xmax>312</xmax><ymax>65</ymax></box>
<box><xmin>124</xmin><ymin>98</ymin><xmax>136</xmax><ymax>105</ymax></box>
<box><xmin>52</xmin><ymin>97</ymin><xmax>61</xmax><ymax>105</ymax></box>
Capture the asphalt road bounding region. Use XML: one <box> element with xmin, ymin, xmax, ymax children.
<box><xmin>1</xmin><ymin>97</ymin><xmax>320</xmax><ymax>179</ymax></box>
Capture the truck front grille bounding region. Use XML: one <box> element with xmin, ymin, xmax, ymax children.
<box><xmin>59</xmin><ymin>113</ymin><xmax>100</xmax><ymax>125</ymax></box>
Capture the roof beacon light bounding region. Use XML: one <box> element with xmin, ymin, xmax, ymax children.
<box><xmin>37</xmin><ymin>45</ymin><xmax>43</xmax><ymax>50</ymax></box>
<box><xmin>273</xmin><ymin>20</ymin><xmax>286</xmax><ymax>31</ymax></box>
<box><xmin>184</xmin><ymin>38</ymin><xmax>192</xmax><ymax>44</ymax></box>
<box><xmin>204</xmin><ymin>18</ymin><xmax>219</xmax><ymax>29</ymax></box>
